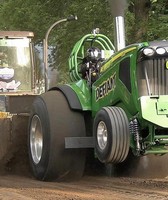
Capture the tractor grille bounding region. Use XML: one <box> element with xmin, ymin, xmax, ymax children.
<box><xmin>151</xmin><ymin>58</ymin><xmax>168</xmax><ymax>95</ymax></box>
<box><xmin>138</xmin><ymin>58</ymin><xmax>168</xmax><ymax>96</ymax></box>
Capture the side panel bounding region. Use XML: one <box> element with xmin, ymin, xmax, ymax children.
<box><xmin>92</xmin><ymin>46</ymin><xmax>139</xmax><ymax>118</ymax></box>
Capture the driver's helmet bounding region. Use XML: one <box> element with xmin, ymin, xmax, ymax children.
<box><xmin>87</xmin><ymin>47</ymin><xmax>101</xmax><ymax>62</ymax></box>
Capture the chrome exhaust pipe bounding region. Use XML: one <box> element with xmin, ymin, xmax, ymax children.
<box><xmin>114</xmin><ymin>16</ymin><xmax>126</xmax><ymax>51</ymax></box>
<box><xmin>108</xmin><ymin>0</ymin><xmax>127</xmax><ymax>51</ymax></box>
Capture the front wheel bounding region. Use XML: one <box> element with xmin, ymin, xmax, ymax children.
<box><xmin>28</xmin><ymin>90</ymin><xmax>86</xmax><ymax>181</ymax></box>
<box><xmin>94</xmin><ymin>106</ymin><xmax>130</xmax><ymax>164</ymax></box>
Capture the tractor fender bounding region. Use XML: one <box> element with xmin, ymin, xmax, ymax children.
<box><xmin>49</xmin><ymin>85</ymin><xmax>82</xmax><ymax>110</ymax></box>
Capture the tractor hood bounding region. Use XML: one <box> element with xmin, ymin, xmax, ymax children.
<box><xmin>140</xmin><ymin>96</ymin><xmax>168</xmax><ymax>128</ymax></box>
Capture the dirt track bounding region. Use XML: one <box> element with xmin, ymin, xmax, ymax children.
<box><xmin>1</xmin><ymin>151</ymin><xmax>168</xmax><ymax>200</ymax></box>
<box><xmin>0</xmin><ymin>173</ymin><xmax>168</xmax><ymax>200</ymax></box>
<box><xmin>1</xmin><ymin>153</ymin><xmax>168</xmax><ymax>200</ymax></box>
<box><xmin>1</xmin><ymin>117</ymin><xmax>168</xmax><ymax>200</ymax></box>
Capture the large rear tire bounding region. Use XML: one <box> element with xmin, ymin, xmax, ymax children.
<box><xmin>28</xmin><ymin>90</ymin><xmax>86</xmax><ymax>181</ymax></box>
<box><xmin>94</xmin><ymin>107</ymin><xmax>130</xmax><ymax>164</ymax></box>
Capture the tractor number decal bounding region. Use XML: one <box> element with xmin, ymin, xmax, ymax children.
<box><xmin>95</xmin><ymin>73</ymin><xmax>116</xmax><ymax>101</ymax></box>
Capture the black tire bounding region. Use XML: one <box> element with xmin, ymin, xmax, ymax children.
<box><xmin>28</xmin><ymin>90</ymin><xmax>86</xmax><ymax>181</ymax></box>
<box><xmin>93</xmin><ymin>107</ymin><xmax>130</xmax><ymax>164</ymax></box>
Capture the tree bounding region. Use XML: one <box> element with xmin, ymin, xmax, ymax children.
<box><xmin>127</xmin><ymin>0</ymin><xmax>151</xmax><ymax>42</ymax></box>
<box><xmin>0</xmin><ymin>0</ymin><xmax>167</xmax><ymax>83</ymax></box>
<box><xmin>148</xmin><ymin>0</ymin><xmax>168</xmax><ymax>40</ymax></box>
<box><xmin>127</xmin><ymin>0</ymin><xmax>168</xmax><ymax>42</ymax></box>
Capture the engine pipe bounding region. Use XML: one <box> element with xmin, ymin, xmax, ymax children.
<box><xmin>108</xmin><ymin>0</ymin><xmax>127</xmax><ymax>51</ymax></box>
<box><xmin>114</xmin><ymin>16</ymin><xmax>126</xmax><ymax>51</ymax></box>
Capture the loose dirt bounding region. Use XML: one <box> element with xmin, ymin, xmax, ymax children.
<box><xmin>1</xmin><ymin>116</ymin><xmax>168</xmax><ymax>200</ymax></box>
<box><xmin>1</xmin><ymin>153</ymin><xmax>168</xmax><ymax>200</ymax></box>
<box><xmin>0</xmin><ymin>173</ymin><xmax>168</xmax><ymax>200</ymax></box>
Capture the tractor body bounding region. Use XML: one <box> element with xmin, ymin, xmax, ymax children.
<box><xmin>28</xmin><ymin>17</ymin><xmax>168</xmax><ymax>181</ymax></box>
<box><xmin>68</xmin><ymin>34</ymin><xmax>168</xmax><ymax>157</ymax></box>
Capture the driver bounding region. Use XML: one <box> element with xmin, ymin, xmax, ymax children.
<box><xmin>81</xmin><ymin>47</ymin><xmax>102</xmax><ymax>83</ymax></box>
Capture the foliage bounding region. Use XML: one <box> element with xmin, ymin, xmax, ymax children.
<box><xmin>0</xmin><ymin>0</ymin><xmax>167</xmax><ymax>83</ymax></box>
<box><xmin>127</xmin><ymin>0</ymin><xmax>168</xmax><ymax>42</ymax></box>
<box><xmin>148</xmin><ymin>0</ymin><xmax>168</xmax><ymax>40</ymax></box>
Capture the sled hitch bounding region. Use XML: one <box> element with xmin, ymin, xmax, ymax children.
<box><xmin>65</xmin><ymin>137</ymin><xmax>95</xmax><ymax>149</ymax></box>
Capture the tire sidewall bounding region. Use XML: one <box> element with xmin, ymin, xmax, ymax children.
<box><xmin>28</xmin><ymin>96</ymin><xmax>50</xmax><ymax>180</ymax></box>
<box><xmin>94</xmin><ymin>108</ymin><xmax>112</xmax><ymax>163</ymax></box>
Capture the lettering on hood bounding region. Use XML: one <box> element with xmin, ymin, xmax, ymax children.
<box><xmin>96</xmin><ymin>73</ymin><xmax>116</xmax><ymax>101</ymax></box>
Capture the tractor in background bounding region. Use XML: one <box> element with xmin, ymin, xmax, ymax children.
<box><xmin>0</xmin><ymin>31</ymin><xmax>42</xmax><ymax>167</ymax></box>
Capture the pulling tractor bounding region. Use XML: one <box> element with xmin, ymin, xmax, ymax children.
<box><xmin>28</xmin><ymin>17</ymin><xmax>168</xmax><ymax>181</ymax></box>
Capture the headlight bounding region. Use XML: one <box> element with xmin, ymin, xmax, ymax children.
<box><xmin>143</xmin><ymin>48</ymin><xmax>155</xmax><ymax>56</ymax></box>
<box><xmin>156</xmin><ymin>47</ymin><xmax>166</xmax><ymax>55</ymax></box>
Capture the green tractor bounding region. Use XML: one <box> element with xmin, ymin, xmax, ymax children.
<box><xmin>28</xmin><ymin>18</ymin><xmax>168</xmax><ymax>181</ymax></box>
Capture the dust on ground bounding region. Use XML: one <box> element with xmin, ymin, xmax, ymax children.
<box><xmin>0</xmin><ymin>116</ymin><xmax>168</xmax><ymax>199</ymax></box>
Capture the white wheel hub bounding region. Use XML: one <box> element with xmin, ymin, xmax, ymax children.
<box><xmin>97</xmin><ymin>121</ymin><xmax>108</xmax><ymax>150</ymax></box>
<box><xmin>30</xmin><ymin>115</ymin><xmax>43</xmax><ymax>164</ymax></box>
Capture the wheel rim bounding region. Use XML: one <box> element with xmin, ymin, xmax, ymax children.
<box><xmin>30</xmin><ymin>115</ymin><xmax>43</xmax><ymax>164</ymax></box>
<box><xmin>97</xmin><ymin>121</ymin><xmax>108</xmax><ymax>150</ymax></box>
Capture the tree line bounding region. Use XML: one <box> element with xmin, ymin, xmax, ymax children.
<box><xmin>0</xmin><ymin>0</ymin><xmax>167</xmax><ymax>81</ymax></box>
